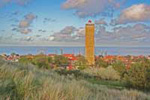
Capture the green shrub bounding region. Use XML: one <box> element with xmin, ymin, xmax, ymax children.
<box><xmin>56</xmin><ymin>69</ymin><xmax>81</xmax><ymax>78</ymax></box>
<box><xmin>19</xmin><ymin>56</ymin><xmax>32</xmax><ymax>64</ymax></box>
<box><xmin>54</xmin><ymin>55</ymin><xmax>69</xmax><ymax>67</ymax></box>
<box><xmin>124</xmin><ymin>60</ymin><xmax>150</xmax><ymax>90</ymax></box>
<box><xmin>95</xmin><ymin>58</ymin><xmax>109</xmax><ymax>68</ymax></box>
<box><xmin>74</xmin><ymin>55</ymin><xmax>88</xmax><ymax>70</ymax></box>
<box><xmin>47</xmin><ymin>56</ymin><xmax>53</xmax><ymax>63</ymax></box>
<box><xmin>32</xmin><ymin>56</ymin><xmax>51</xmax><ymax>69</ymax></box>
<box><xmin>112</xmin><ymin>60</ymin><xmax>126</xmax><ymax>78</ymax></box>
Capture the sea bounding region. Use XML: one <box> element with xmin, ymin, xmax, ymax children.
<box><xmin>0</xmin><ymin>46</ymin><xmax>150</xmax><ymax>56</ymax></box>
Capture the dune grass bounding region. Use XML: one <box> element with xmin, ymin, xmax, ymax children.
<box><xmin>0</xmin><ymin>59</ymin><xmax>150</xmax><ymax>100</ymax></box>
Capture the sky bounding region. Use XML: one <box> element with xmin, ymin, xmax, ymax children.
<box><xmin>0</xmin><ymin>0</ymin><xmax>150</xmax><ymax>47</ymax></box>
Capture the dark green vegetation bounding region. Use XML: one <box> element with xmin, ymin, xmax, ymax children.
<box><xmin>74</xmin><ymin>55</ymin><xmax>88</xmax><ymax>70</ymax></box>
<box><xmin>95</xmin><ymin>58</ymin><xmax>109</xmax><ymax>68</ymax></box>
<box><xmin>19</xmin><ymin>54</ymin><xmax>69</xmax><ymax>69</ymax></box>
<box><xmin>112</xmin><ymin>60</ymin><xmax>126</xmax><ymax>78</ymax></box>
<box><xmin>124</xmin><ymin>59</ymin><xmax>150</xmax><ymax>90</ymax></box>
<box><xmin>1</xmin><ymin>56</ymin><xmax>150</xmax><ymax>100</ymax></box>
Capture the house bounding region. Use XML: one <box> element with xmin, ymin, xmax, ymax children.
<box><xmin>63</xmin><ymin>54</ymin><xmax>77</xmax><ymax>61</ymax></box>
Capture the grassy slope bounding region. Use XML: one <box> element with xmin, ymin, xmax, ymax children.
<box><xmin>0</xmin><ymin>59</ymin><xmax>150</xmax><ymax>100</ymax></box>
<box><xmin>55</xmin><ymin>69</ymin><xmax>125</xmax><ymax>89</ymax></box>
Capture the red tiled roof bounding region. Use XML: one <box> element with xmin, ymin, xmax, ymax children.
<box><xmin>63</xmin><ymin>54</ymin><xmax>77</xmax><ymax>61</ymax></box>
<box><xmin>48</xmin><ymin>54</ymin><xmax>56</xmax><ymax>57</ymax></box>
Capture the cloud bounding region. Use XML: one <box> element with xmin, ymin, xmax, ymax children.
<box><xmin>11</xmin><ymin>28</ymin><xmax>18</xmax><ymax>31</ymax></box>
<box><xmin>2</xmin><ymin>23</ymin><xmax>150</xmax><ymax>46</ymax></box>
<box><xmin>62</xmin><ymin>0</ymin><xmax>124</xmax><ymax>17</ymax></box>
<box><xmin>95</xmin><ymin>18</ymin><xmax>107</xmax><ymax>25</ymax></box>
<box><xmin>15</xmin><ymin>0</ymin><xmax>31</xmax><ymax>6</ymax></box>
<box><xmin>47</xmin><ymin>26</ymin><xmax>86</xmax><ymax>42</ymax></box>
<box><xmin>75</xmin><ymin>27</ymin><xmax>85</xmax><ymax>37</ymax></box>
<box><xmin>50</xmin><ymin>26</ymin><xmax>76</xmax><ymax>41</ymax></box>
<box><xmin>96</xmin><ymin>24</ymin><xmax>150</xmax><ymax>44</ymax></box>
<box><xmin>19</xmin><ymin>20</ymin><xmax>30</xmax><ymax>28</ymax></box>
<box><xmin>20</xmin><ymin>29</ymin><xmax>32</xmax><ymax>34</ymax></box>
<box><xmin>43</xmin><ymin>18</ymin><xmax>56</xmax><ymax>23</ymax></box>
<box><xmin>0</xmin><ymin>0</ymin><xmax>31</xmax><ymax>7</ymax></box>
<box><xmin>59</xmin><ymin>26</ymin><xmax>76</xmax><ymax>35</ymax></box>
<box><xmin>116</xmin><ymin>4</ymin><xmax>150</xmax><ymax>24</ymax></box>
<box><xmin>1</xmin><ymin>29</ymin><xmax>5</xmax><ymax>32</ymax></box>
<box><xmin>21</xmin><ymin>36</ymin><xmax>34</xmax><ymax>41</ymax></box>
<box><xmin>11</xmin><ymin>11</ymin><xmax>20</xmax><ymax>16</ymax></box>
<box><xmin>43</xmin><ymin>23</ymin><xmax>150</xmax><ymax>46</ymax></box>
<box><xmin>0</xmin><ymin>0</ymin><xmax>11</xmax><ymax>7</ymax></box>
<box><xmin>25</xmin><ymin>13</ymin><xmax>36</xmax><ymax>20</ymax></box>
<box><xmin>38</xmin><ymin>29</ymin><xmax>46</xmax><ymax>33</ymax></box>
<box><xmin>46</xmin><ymin>36</ymin><xmax>55</xmax><ymax>41</ymax></box>
<box><xmin>35</xmin><ymin>35</ymin><xmax>41</xmax><ymax>37</ymax></box>
<box><xmin>18</xmin><ymin>13</ymin><xmax>36</xmax><ymax>34</ymax></box>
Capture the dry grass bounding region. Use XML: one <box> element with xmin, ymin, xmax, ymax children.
<box><xmin>83</xmin><ymin>66</ymin><xmax>120</xmax><ymax>81</ymax></box>
<box><xmin>0</xmin><ymin>60</ymin><xmax>150</xmax><ymax>100</ymax></box>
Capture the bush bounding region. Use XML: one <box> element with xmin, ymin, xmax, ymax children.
<box><xmin>56</xmin><ymin>69</ymin><xmax>82</xmax><ymax>78</ymax></box>
<box><xmin>124</xmin><ymin>60</ymin><xmax>150</xmax><ymax>90</ymax></box>
<box><xmin>19</xmin><ymin>56</ymin><xmax>32</xmax><ymax>64</ymax></box>
<box><xmin>32</xmin><ymin>56</ymin><xmax>52</xmax><ymax>69</ymax></box>
<box><xmin>54</xmin><ymin>55</ymin><xmax>69</xmax><ymax>67</ymax></box>
<box><xmin>112</xmin><ymin>60</ymin><xmax>126</xmax><ymax>78</ymax></box>
<box><xmin>83</xmin><ymin>67</ymin><xmax>120</xmax><ymax>81</ymax></box>
<box><xmin>74</xmin><ymin>55</ymin><xmax>88</xmax><ymax>70</ymax></box>
<box><xmin>95</xmin><ymin>58</ymin><xmax>109</xmax><ymax>68</ymax></box>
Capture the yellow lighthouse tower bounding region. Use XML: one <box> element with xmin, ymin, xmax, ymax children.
<box><xmin>85</xmin><ymin>20</ymin><xmax>95</xmax><ymax>65</ymax></box>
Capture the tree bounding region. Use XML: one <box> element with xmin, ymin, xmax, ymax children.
<box><xmin>11</xmin><ymin>52</ymin><xmax>16</xmax><ymax>56</ymax></box>
<box><xmin>32</xmin><ymin>56</ymin><xmax>51</xmax><ymax>69</ymax></box>
<box><xmin>124</xmin><ymin>59</ymin><xmax>150</xmax><ymax>90</ymax></box>
<box><xmin>112</xmin><ymin>60</ymin><xmax>126</xmax><ymax>78</ymax></box>
<box><xmin>54</xmin><ymin>55</ymin><xmax>69</xmax><ymax>67</ymax></box>
<box><xmin>74</xmin><ymin>55</ymin><xmax>88</xmax><ymax>70</ymax></box>
<box><xmin>95</xmin><ymin>58</ymin><xmax>109</xmax><ymax>68</ymax></box>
